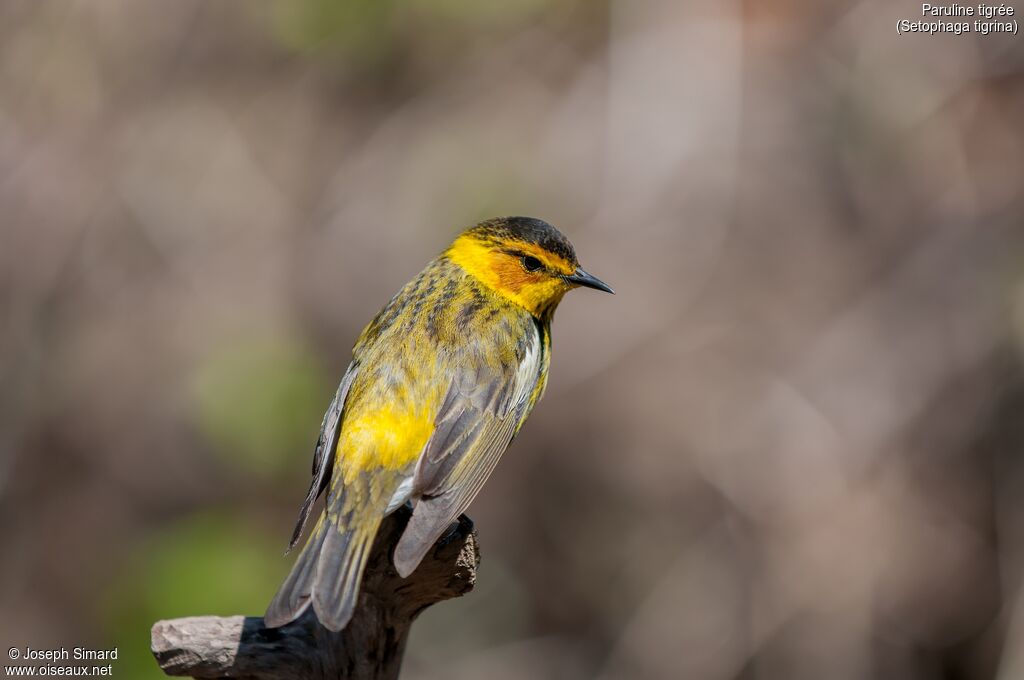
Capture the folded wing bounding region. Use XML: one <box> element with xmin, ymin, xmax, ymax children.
<box><xmin>393</xmin><ymin>330</ymin><xmax>543</xmax><ymax>577</ymax></box>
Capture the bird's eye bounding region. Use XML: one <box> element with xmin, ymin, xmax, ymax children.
<box><xmin>521</xmin><ymin>255</ymin><xmax>543</xmax><ymax>273</ymax></box>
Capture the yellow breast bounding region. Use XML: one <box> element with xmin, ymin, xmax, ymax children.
<box><xmin>336</xmin><ymin>402</ymin><xmax>435</xmax><ymax>486</ymax></box>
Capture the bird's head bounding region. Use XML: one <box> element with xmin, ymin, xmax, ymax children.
<box><xmin>446</xmin><ymin>216</ymin><xmax>613</xmax><ymax>320</ymax></box>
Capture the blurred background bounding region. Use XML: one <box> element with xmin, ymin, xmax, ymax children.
<box><xmin>2</xmin><ymin>1</ymin><xmax>1023</xmax><ymax>678</ymax></box>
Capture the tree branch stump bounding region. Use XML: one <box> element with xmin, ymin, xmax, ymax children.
<box><xmin>151</xmin><ymin>508</ymin><xmax>478</xmax><ymax>680</ymax></box>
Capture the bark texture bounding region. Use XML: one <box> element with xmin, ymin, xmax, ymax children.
<box><xmin>151</xmin><ymin>509</ymin><xmax>478</xmax><ymax>680</ymax></box>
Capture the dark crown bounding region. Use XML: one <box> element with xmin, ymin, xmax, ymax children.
<box><xmin>469</xmin><ymin>216</ymin><xmax>577</xmax><ymax>265</ymax></box>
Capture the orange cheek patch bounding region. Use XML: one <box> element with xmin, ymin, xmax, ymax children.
<box><xmin>446</xmin><ymin>234</ymin><xmax>573</xmax><ymax>317</ymax></box>
<box><xmin>490</xmin><ymin>257</ymin><xmax>538</xmax><ymax>293</ymax></box>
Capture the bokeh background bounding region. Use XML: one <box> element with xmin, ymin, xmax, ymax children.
<box><xmin>2</xmin><ymin>1</ymin><xmax>1024</xmax><ymax>678</ymax></box>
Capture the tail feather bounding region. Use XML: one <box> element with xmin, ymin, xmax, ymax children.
<box><xmin>267</xmin><ymin>470</ymin><xmax>402</xmax><ymax>632</ymax></box>
<box><xmin>311</xmin><ymin>517</ymin><xmax>382</xmax><ymax>631</ymax></box>
<box><xmin>264</xmin><ymin>515</ymin><xmax>328</xmax><ymax>627</ymax></box>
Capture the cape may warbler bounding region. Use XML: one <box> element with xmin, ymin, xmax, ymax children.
<box><xmin>265</xmin><ymin>216</ymin><xmax>612</xmax><ymax>631</ymax></box>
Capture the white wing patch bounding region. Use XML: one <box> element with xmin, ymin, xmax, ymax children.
<box><xmin>509</xmin><ymin>324</ymin><xmax>541</xmax><ymax>412</ymax></box>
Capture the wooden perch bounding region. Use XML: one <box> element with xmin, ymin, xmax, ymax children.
<box><xmin>151</xmin><ymin>508</ymin><xmax>479</xmax><ymax>680</ymax></box>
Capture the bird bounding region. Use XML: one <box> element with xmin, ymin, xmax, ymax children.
<box><xmin>264</xmin><ymin>216</ymin><xmax>613</xmax><ymax>632</ymax></box>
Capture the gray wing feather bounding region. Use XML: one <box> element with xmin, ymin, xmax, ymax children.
<box><xmin>392</xmin><ymin>332</ymin><xmax>541</xmax><ymax>578</ymax></box>
<box><xmin>286</xmin><ymin>362</ymin><xmax>358</xmax><ymax>551</ymax></box>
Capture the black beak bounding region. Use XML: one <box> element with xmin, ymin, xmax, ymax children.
<box><xmin>565</xmin><ymin>268</ymin><xmax>614</xmax><ymax>294</ymax></box>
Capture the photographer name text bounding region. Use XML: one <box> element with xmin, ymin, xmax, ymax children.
<box><xmin>8</xmin><ymin>648</ymin><xmax>117</xmax><ymax>662</ymax></box>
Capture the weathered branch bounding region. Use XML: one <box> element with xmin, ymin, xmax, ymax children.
<box><xmin>151</xmin><ymin>508</ymin><xmax>478</xmax><ymax>680</ymax></box>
